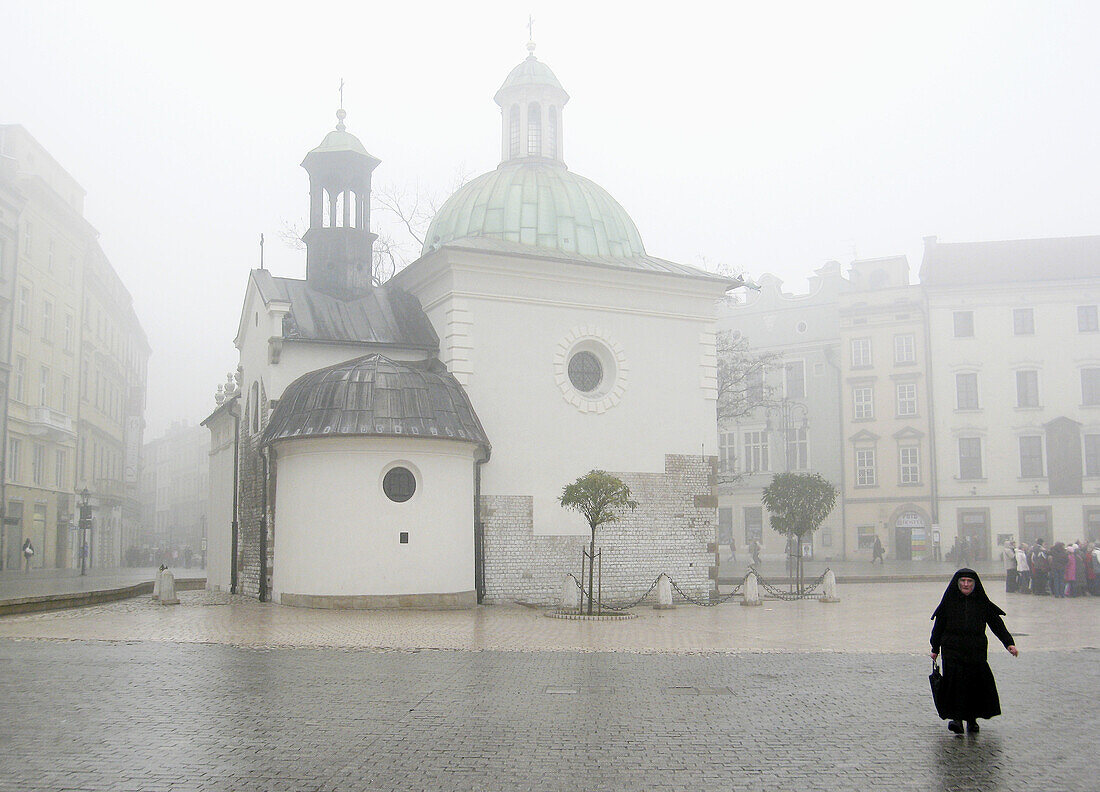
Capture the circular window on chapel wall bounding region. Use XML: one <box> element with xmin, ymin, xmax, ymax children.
<box><xmin>554</xmin><ymin>328</ymin><xmax>628</xmax><ymax>413</ymax></box>
<box><xmin>382</xmin><ymin>466</ymin><xmax>416</xmax><ymax>503</ymax></box>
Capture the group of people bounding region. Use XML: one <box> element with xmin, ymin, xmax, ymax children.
<box><xmin>1001</xmin><ymin>539</ymin><xmax>1100</xmax><ymax>597</ymax></box>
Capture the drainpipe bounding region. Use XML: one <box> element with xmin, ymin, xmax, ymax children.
<box><xmin>230</xmin><ymin>402</ymin><xmax>240</xmax><ymax>594</ymax></box>
<box><xmin>921</xmin><ymin>290</ymin><xmax>940</xmax><ymax>526</ymax></box>
<box><xmin>823</xmin><ymin>344</ymin><xmax>847</xmax><ymax>560</ymax></box>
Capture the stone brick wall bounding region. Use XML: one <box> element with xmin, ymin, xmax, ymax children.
<box><xmin>236</xmin><ymin>384</ymin><xmax>274</xmax><ymax>600</ymax></box>
<box><xmin>481</xmin><ymin>454</ymin><xmax>719</xmax><ymax>605</ymax></box>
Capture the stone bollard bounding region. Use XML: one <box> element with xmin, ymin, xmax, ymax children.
<box><xmin>654</xmin><ymin>574</ymin><xmax>674</xmax><ymax>609</ymax></box>
<box><xmin>819</xmin><ymin>569</ymin><xmax>840</xmax><ymax>603</ymax></box>
<box><xmin>159</xmin><ymin>569</ymin><xmax>180</xmax><ymax>605</ymax></box>
<box><xmin>560</xmin><ymin>574</ymin><xmax>580</xmax><ymax>611</ymax></box>
<box><xmin>740</xmin><ymin>571</ymin><xmax>762</xmax><ymax>606</ymax></box>
<box><xmin>152</xmin><ymin>567</ymin><xmax>164</xmax><ymax>599</ymax></box>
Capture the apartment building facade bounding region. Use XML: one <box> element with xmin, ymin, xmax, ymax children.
<box><xmin>716</xmin><ymin>263</ymin><xmax>846</xmax><ymax>558</ymax></box>
<box><xmin>922</xmin><ymin>235</ymin><xmax>1100</xmax><ymax>558</ymax></box>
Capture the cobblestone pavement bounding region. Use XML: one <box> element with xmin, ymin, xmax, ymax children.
<box><xmin>0</xmin><ymin>583</ymin><xmax>1096</xmax><ymax>654</ymax></box>
<box><xmin>1</xmin><ymin>639</ymin><xmax>1096</xmax><ymax>792</ymax></box>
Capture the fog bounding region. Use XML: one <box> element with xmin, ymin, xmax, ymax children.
<box><xmin>3</xmin><ymin>1</ymin><xmax>1099</xmax><ymax>434</ymax></box>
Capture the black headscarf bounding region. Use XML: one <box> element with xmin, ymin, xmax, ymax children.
<box><xmin>931</xmin><ymin>567</ymin><xmax>1005</xmax><ymax>620</ymax></box>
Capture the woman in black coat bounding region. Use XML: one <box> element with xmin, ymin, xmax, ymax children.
<box><xmin>930</xmin><ymin>568</ymin><xmax>1019</xmax><ymax>734</ymax></box>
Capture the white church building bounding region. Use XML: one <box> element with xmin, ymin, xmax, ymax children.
<box><xmin>204</xmin><ymin>44</ymin><xmax>738</xmax><ymax>607</ymax></box>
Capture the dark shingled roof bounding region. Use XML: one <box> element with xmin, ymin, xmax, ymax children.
<box><xmin>252</xmin><ymin>270</ymin><xmax>439</xmax><ymax>348</ymax></box>
<box><xmin>262</xmin><ymin>354</ymin><xmax>490</xmax><ymax>454</ymax></box>
<box><xmin>920</xmin><ymin>235</ymin><xmax>1100</xmax><ymax>286</ymax></box>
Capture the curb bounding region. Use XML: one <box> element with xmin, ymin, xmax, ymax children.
<box><xmin>0</xmin><ymin>578</ymin><xmax>207</xmax><ymax>616</ymax></box>
<box><xmin>716</xmin><ymin>572</ymin><xmax>1007</xmax><ymax>587</ymax></box>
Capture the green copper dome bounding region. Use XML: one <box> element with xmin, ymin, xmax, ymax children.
<box><xmin>422</xmin><ymin>161</ymin><xmax>646</xmax><ymax>259</ymax></box>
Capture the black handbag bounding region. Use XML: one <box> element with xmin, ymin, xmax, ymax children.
<box><xmin>929</xmin><ymin>659</ymin><xmax>948</xmax><ymax>718</ymax></box>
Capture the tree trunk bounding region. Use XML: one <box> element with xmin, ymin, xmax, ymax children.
<box><xmin>587</xmin><ymin>533</ymin><xmax>596</xmax><ymax>615</ymax></box>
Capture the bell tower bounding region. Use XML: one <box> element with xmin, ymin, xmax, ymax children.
<box><xmin>493</xmin><ymin>39</ymin><xmax>570</xmax><ymax>166</ymax></box>
<box><xmin>301</xmin><ymin>106</ymin><xmax>381</xmax><ymax>298</ymax></box>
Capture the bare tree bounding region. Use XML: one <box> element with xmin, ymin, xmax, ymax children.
<box><xmin>716</xmin><ymin>329</ymin><xmax>780</xmax><ymax>425</ymax></box>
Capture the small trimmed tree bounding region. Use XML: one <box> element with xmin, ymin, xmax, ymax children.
<box><xmin>559</xmin><ymin>470</ymin><xmax>639</xmax><ymax>614</ymax></box>
<box><xmin>760</xmin><ymin>472</ymin><xmax>839</xmax><ymax>592</ymax></box>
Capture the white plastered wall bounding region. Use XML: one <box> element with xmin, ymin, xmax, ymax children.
<box><xmin>270</xmin><ymin>436</ymin><xmax>478</xmax><ymax>599</ymax></box>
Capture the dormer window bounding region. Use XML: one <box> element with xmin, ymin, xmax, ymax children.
<box><xmin>527</xmin><ymin>103</ymin><xmax>541</xmax><ymax>156</ymax></box>
<box><xmin>509</xmin><ymin>105</ymin><xmax>521</xmax><ymax>157</ymax></box>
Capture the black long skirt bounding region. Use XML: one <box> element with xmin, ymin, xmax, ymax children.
<box><xmin>940</xmin><ymin>655</ymin><xmax>1001</xmax><ymax>720</ymax></box>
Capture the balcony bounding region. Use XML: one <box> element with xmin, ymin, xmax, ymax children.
<box><xmin>27</xmin><ymin>406</ymin><xmax>76</xmax><ymax>441</ymax></box>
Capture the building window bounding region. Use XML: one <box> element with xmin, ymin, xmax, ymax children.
<box><xmin>899</xmin><ymin>446</ymin><xmax>920</xmax><ymax>484</ymax></box>
<box><xmin>38</xmin><ymin>366</ymin><xmax>50</xmax><ymax>407</ymax></box>
<box><xmin>955</xmin><ymin>372</ymin><xmax>979</xmax><ymax>410</ymax></box>
<box><xmin>509</xmin><ymin>104</ymin><xmax>521</xmax><ymax>158</ymax></box>
<box><xmin>382</xmin><ymin>466</ymin><xmax>416</xmax><ymax>503</ymax></box>
<box><xmin>55</xmin><ymin>450</ymin><xmax>66</xmax><ymax>488</ymax></box>
<box><xmin>1083</xmin><ymin>368</ymin><xmax>1100</xmax><ymax>406</ymax></box>
<box><xmin>894</xmin><ymin>334</ymin><xmax>915</xmax><ymax>364</ymax></box>
<box><xmin>743</xmin><ymin>430</ymin><xmax>769</xmax><ymax>473</ymax></box>
<box><xmin>22</xmin><ymin>222</ymin><xmax>32</xmax><ymax>256</ymax></box>
<box><xmin>1016</xmin><ymin>370</ymin><xmax>1039</xmax><ymax>408</ymax></box>
<box><xmin>1019</xmin><ymin>436</ymin><xmax>1044</xmax><ymax>478</ymax></box>
<box><xmin>718</xmin><ymin>432</ymin><xmax>736</xmax><ymax>473</ymax></box>
<box><xmin>13</xmin><ymin>356</ymin><xmax>25</xmax><ymax>402</ymax></box>
<box><xmin>17</xmin><ymin>286</ymin><xmax>30</xmax><ymax>328</ymax></box>
<box><xmin>527</xmin><ymin>103</ymin><xmax>542</xmax><ymax>156</ymax></box>
<box><xmin>1013</xmin><ymin>307</ymin><xmax>1035</xmax><ymax>335</ymax></box>
<box><xmin>746</xmin><ymin>368</ymin><xmax>764</xmax><ymax>403</ymax></box>
<box><xmin>786</xmin><ymin>427</ymin><xmax>808</xmax><ymax>470</ymax></box>
<box><xmin>959</xmin><ymin>437</ymin><xmax>983</xmax><ymax>479</ymax></box>
<box><xmin>1079</xmin><ymin>305</ymin><xmax>1099</xmax><ymax>333</ymax></box>
<box><xmin>7</xmin><ymin>439</ymin><xmax>20</xmax><ymax>483</ymax></box>
<box><xmin>853</xmin><ymin>387</ymin><xmax>874</xmax><ymax>420</ymax></box>
<box><xmin>856</xmin><ymin>448</ymin><xmax>876</xmax><ymax>486</ymax></box>
<box><xmin>1086</xmin><ymin>434</ymin><xmax>1100</xmax><ymax>477</ymax></box>
<box><xmin>744</xmin><ymin>506</ymin><xmax>763</xmax><ymax>544</ymax></box>
<box><xmin>41</xmin><ymin>300</ymin><xmax>53</xmax><ymax>342</ymax></box>
<box><xmin>63</xmin><ymin>313</ymin><xmax>74</xmax><ymax>352</ymax></box>
<box><xmin>32</xmin><ymin>444</ymin><xmax>45</xmax><ymax>486</ymax></box>
<box><xmin>857</xmin><ymin>525</ymin><xmax>876</xmax><ymax>550</ymax></box>
<box><xmin>567</xmin><ymin>351</ymin><xmax>602</xmax><ymax>393</ymax></box>
<box><xmin>896</xmin><ymin>383</ymin><xmax>917</xmax><ymax>416</ymax></box>
<box><xmin>953</xmin><ymin>311</ymin><xmax>974</xmax><ymax>337</ymax></box>
<box><xmin>851</xmin><ymin>338</ymin><xmax>872</xmax><ymax>368</ymax></box>
<box><xmin>784</xmin><ymin>360</ymin><xmax>805</xmax><ymax>399</ymax></box>
<box><xmin>61</xmin><ymin>376</ymin><xmax>70</xmax><ymax>413</ymax></box>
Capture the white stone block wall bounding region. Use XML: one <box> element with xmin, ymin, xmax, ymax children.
<box><xmin>481</xmin><ymin>454</ymin><xmax>718</xmax><ymax>605</ymax></box>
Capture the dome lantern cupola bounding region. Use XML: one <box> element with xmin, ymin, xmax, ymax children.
<box><xmin>300</xmin><ymin>105</ymin><xmax>381</xmax><ymax>299</ymax></box>
<box><xmin>493</xmin><ymin>40</ymin><xmax>569</xmax><ymax>165</ymax></box>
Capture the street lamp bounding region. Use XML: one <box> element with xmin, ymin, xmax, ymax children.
<box><xmin>78</xmin><ymin>488</ymin><xmax>92</xmax><ymax>577</ymax></box>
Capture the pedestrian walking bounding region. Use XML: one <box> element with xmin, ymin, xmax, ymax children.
<box><xmin>1014</xmin><ymin>544</ymin><xmax>1030</xmax><ymax>594</ymax></box>
<box><xmin>21</xmin><ymin>538</ymin><xmax>34</xmax><ymax>572</ymax></box>
<box><xmin>1030</xmin><ymin>539</ymin><xmax>1050</xmax><ymax>596</ymax></box>
<box><xmin>871</xmin><ymin>536</ymin><xmax>885</xmax><ymax>565</ymax></box>
<box><xmin>930</xmin><ymin>568</ymin><xmax>1019</xmax><ymax>734</ymax></box>
<box><xmin>729</xmin><ymin>537</ymin><xmax>736</xmax><ymax>565</ymax></box>
<box><xmin>1002</xmin><ymin>541</ymin><xmax>1018</xmax><ymax>593</ymax></box>
<box><xmin>1065</xmin><ymin>544</ymin><xmax>1078</xmax><ymax>597</ymax></box>
<box><xmin>751</xmin><ymin>539</ymin><xmax>761</xmax><ymax>567</ymax></box>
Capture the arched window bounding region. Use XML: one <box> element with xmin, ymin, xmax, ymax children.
<box><xmin>548</xmin><ymin>106</ymin><xmax>558</xmax><ymax>159</ymax></box>
<box><xmin>321</xmin><ymin>188</ymin><xmax>332</xmax><ymax>228</ymax></box>
<box><xmin>334</xmin><ymin>191</ymin><xmax>346</xmax><ymax>228</ymax></box>
<box><xmin>509</xmin><ymin>104</ymin><xmax>521</xmax><ymax>157</ymax></box>
<box><xmin>527</xmin><ymin>103</ymin><xmax>542</xmax><ymax>156</ymax></box>
<box><xmin>250</xmin><ymin>382</ymin><xmax>260</xmax><ymax>434</ymax></box>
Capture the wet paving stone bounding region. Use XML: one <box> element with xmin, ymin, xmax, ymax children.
<box><xmin>1</xmin><ymin>640</ymin><xmax>1097</xmax><ymax>791</ymax></box>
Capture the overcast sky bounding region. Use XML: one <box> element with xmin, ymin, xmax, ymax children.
<box><xmin>3</xmin><ymin>1</ymin><xmax>1099</xmax><ymax>437</ymax></box>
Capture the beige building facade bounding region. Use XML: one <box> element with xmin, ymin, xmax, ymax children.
<box><xmin>838</xmin><ymin>256</ymin><xmax>936</xmax><ymax>561</ymax></box>
<box><xmin>0</xmin><ymin>124</ymin><xmax>148</xmax><ymax>570</ymax></box>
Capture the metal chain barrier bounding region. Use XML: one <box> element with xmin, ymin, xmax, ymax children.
<box><xmin>559</xmin><ymin>567</ymin><xmax>833</xmax><ymax>609</ymax></box>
